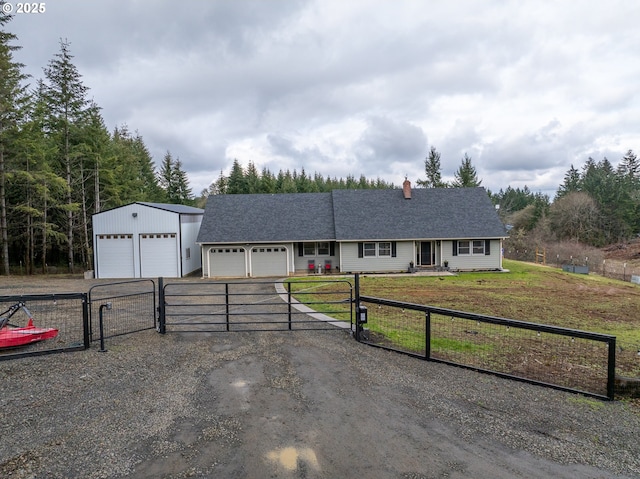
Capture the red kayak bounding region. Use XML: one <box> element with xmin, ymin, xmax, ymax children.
<box><xmin>0</xmin><ymin>303</ymin><xmax>59</xmax><ymax>349</ymax></box>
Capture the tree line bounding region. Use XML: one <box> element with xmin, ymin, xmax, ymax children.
<box><xmin>1</xmin><ymin>14</ymin><xmax>194</xmax><ymax>274</ymax></box>
<box><xmin>201</xmin><ymin>159</ymin><xmax>395</xmax><ymax>197</ymax></box>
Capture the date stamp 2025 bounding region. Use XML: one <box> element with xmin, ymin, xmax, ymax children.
<box><xmin>2</xmin><ymin>2</ymin><xmax>47</xmax><ymax>14</ymax></box>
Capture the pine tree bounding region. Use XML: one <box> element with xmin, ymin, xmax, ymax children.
<box><xmin>41</xmin><ymin>39</ymin><xmax>89</xmax><ymax>272</ymax></box>
<box><xmin>0</xmin><ymin>10</ymin><xmax>29</xmax><ymax>274</ymax></box>
<box><xmin>172</xmin><ymin>158</ymin><xmax>193</xmax><ymax>204</ymax></box>
<box><xmin>417</xmin><ymin>146</ymin><xmax>446</xmax><ymax>188</ymax></box>
<box><xmin>227</xmin><ymin>159</ymin><xmax>246</xmax><ymax>194</ymax></box>
<box><xmin>452</xmin><ymin>153</ymin><xmax>481</xmax><ymax>188</ymax></box>
<box><xmin>556</xmin><ymin>164</ymin><xmax>581</xmax><ymax>199</ymax></box>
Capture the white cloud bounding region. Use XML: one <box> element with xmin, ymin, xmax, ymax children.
<box><xmin>7</xmin><ymin>0</ymin><xmax>640</xmax><ymax>197</ymax></box>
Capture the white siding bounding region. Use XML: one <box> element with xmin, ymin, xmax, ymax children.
<box><xmin>293</xmin><ymin>243</ymin><xmax>339</xmax><ymax>273</ymax></box>
<box><xmin>180</xmin><ymin>215</ymin><xmax>203</xmax><ymax>276</ymax></box>
<box><xmin>441</xmin><ymin>239</ymin><xmax>502</xmax><ymax>270</ymax></box>
<box><xmin>93</xmin><ymin>204</ymin><xmax>203</xmax><ymax>278</ymax></box>
<box><xmin>340</xmin><ymin>241</ymin><xmax>413</xmax><ymax>273</ymax></box>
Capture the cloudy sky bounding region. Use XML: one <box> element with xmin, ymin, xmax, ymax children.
<box><xmin>6</xmin><ymin>0</ymin><xmax>640</xmax><ymax>197</ymax></box>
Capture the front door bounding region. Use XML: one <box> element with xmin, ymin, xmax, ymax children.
<box><xmin>419</xmin><ymin>242</ymin><xmax>433</xmax><ymax>266</ymax></box>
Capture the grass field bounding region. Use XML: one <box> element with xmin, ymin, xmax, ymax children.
<box><xmin>288</xmin><ymin>259</ymin><xmax>640</xmax><ymax>381</ymax></box>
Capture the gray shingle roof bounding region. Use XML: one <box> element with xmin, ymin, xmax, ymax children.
<box><xmin>197</xmin><ymin>193</ymin><xmax>335</xmax><ymax>243</ymax></box>
<box><xmin>196</xmin><ymin>187</ymin><xmax>507</xmax><ymax>244</ymax></box>
<box><xmin>332</xmin><ymin>187</ymin><xmax>507</xmax><ymax>240</ymax></box>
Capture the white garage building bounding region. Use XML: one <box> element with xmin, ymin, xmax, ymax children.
<box><xmin>92</xmin><ymin>202</ymin><xmax>204</xmax><ymax>279</ymax></box>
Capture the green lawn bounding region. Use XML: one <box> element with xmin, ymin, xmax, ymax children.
<box><xmin>288</xmin><ymin>260</ymin><xmax>640</xmax><ymax>379</ymax></box>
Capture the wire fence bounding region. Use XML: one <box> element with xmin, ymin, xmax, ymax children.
<box><xmin>0</xmin><ymin>293</ymin><xmax>88</xmax><ymax>361</ymax></box>
<box><xmin>356</xmin><ymin>295</ymin><xmax>616</xmax><ymax>400</ymax></box>
<box><xmin>88</xmin><ymin>279</ymin><xmax>157</xmax><ymax>343</ymax></box>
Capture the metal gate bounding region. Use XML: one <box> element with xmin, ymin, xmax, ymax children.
<box><xmin>158</xmin><ymin>278</ymin><xmax>354</xmax><ymax>333</ymax></box>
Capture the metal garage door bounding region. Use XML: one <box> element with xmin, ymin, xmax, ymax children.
<box><xmin>209</xmin><ymin>247</ymin><xmax>247</xmax><ymax>277</ymax></box>
<box><xmin>251</xmin><ymin>247</ymin><xmax>288</xmax><ymax>277</ymax></box>
<box><xmin>96</xmin><ymin>234</ymin><xmax>134</xmax><ymax>278</ymax></box>
<box><xmin>140</xmin><ymin>233</ymin><xmax>179</xmax><ymax>278</ymax></box>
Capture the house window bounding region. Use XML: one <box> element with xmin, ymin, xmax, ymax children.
<box><xmin>363</xmin><ymin>243</ymin><xmax>376</xmax><ymax>257</ymax></box>
<box><xmin>378</xmin><ymin>242</ymin><xmax>391</xmax><ymax>257</ymax></box>
<box><xmin>472</xmin><ymin>240</ymin><xmax>485</xmax><ymax>255</ymax></box>
<box><xmin>458</xmin><ymin>240</ymin><xmax>470</xmax><ymax>255</ymax></box>
<box><xmin>317</xmin><ymin>242</ymin><xmax>330</xmax><ymax>255</ymax></box>
<box><xmin>185</xmin><ymin>247</ymin><xmax>191</xmax><ymax>259</ymax></box>
<box><xmin>303</xmin><ymin>243</ymin><xmax>316</xmax><ymax>256</ymax></box>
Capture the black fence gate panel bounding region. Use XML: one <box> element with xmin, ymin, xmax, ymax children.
<box><xmin>88</xmin><ymin>279</ymin><xmax>156</xmax><ymax>343</ymax></box>
<box><xmin>355</xmin><ymin>293</ymin><xmax>616</xmax><ymax>401</ymax></box>
<box><xmin>0</xmin><ymin>293</ymin><xmax>89</xmax><ymax>361</ymax></box>
<box><xmin>158</xmin><ymin>278</ymin><xmax>353</xmax><ymax>333</ymax></box>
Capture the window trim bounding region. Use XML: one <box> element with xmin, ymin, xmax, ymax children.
<box><xmin>317</xmin><ymin>242</ymin><xmax>330</xmax><ymax>255</ymax></box>
<box><xmin>303</xmin><ymin>242</ymin><xmax>316</xmax><ymax>257</ymax></box>
<box><xmin>378</xmin><ymin>242</ymin><xmax>391</xmax><ymax>257</ymax></box>
<box><xmin>363</xmin><ymin>242</ymin><xmax>376</xmax><ymax>257</ymax></box>
<box><xmin>458</xmin><ymin>240</ymin><xmax>470</xmax><ymax>255</ymax></box>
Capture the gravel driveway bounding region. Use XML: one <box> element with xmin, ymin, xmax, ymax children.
<box><xmin>1</xmin><ymin>277</ymin><xmax>639</xmax><ymax>478</ymax></box>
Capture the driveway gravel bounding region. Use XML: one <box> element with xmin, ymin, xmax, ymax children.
<box><xmin>1</xmin><ymin>277</ymin><xmax>639</xmax><ymax>478</ymax></box>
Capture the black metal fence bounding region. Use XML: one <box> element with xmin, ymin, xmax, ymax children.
<box><xmin>0</xmin><ymin>293</ymin><xmax>89</xmax><ymax>361</ymax></box>
<box><xmin>159</xmin><ymin>278</ymin><xmax>353</xmax><ymax>333</ymax></box>
<box><xmin>355</xmin><ymin>293</ymin><xmax>616</xmax><ymax>400</ymax></box>
<box><xmin>87</xmin><ymin>279</ymin><xmax>157</xmax><ymax>344</ymax></box>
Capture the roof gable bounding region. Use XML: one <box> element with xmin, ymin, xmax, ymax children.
<box><xmin>94</xmin><ymin>202</ymin><xmax>203</xmax><ymax>216</ymax></box>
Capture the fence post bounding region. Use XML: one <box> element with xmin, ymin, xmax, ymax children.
<box><xmin>225</xmin><ymin>283</ymin><xmax>230</xmax><ymax>332</ymax></box>
<box><xmin>158</xmin><ymin>277</ymin><xmax>165</xmax><ymax>334</ymax></box>
<box><xmin>82</xmin><ymin>293</ymin><xmax>90</xmax><ymax>349</ymax></box>
<box><xmin>287</xmin><ymin>281</ymin><xmax>292</xmax><ymax>330</ymax></box>
<box><xmin>607</xmin><ymin>337</ymin><xmax>616</xmax><ymax>400</ymax></box>
<box><xmin>354</xmin><ymin>273</ymin><xmax>360</xmax><ymax>341</ymax></box>
<box><xmin>425</xmin><ymin>310</ymin><xmax>431</xmax><ymax>360</ymax></box>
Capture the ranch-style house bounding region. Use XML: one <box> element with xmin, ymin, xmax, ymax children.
<box><xmin>196</xmin><ymin>181</ymin><xmax>508</xmax><ymax>278</ymax></box>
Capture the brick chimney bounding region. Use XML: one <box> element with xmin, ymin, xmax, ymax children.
<box><xmin>402</xmin><ymin>178</ymin><xmax>411</xmax><ymax>199</ymax></box>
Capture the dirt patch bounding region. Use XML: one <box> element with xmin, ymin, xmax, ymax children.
<box><xmin>1</xmin><ymin>276</ymin><xmax>640</xmax><ymax>478</ymax></box>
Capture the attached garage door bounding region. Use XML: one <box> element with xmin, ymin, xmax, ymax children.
<box><xmin>209</xmin><ymin>247</ymin><xmax>247</xmax><ymax>277</ymax></box>
<box><xmin>96</xmin><ymin>234</ymin><xmax>134</xmax><ymax>278</ymax></box>
<box><xmin>251</xmin><ymin>247</ymin><xmax>288</xmax><ymax>277</ymax></box>
<box><xmin>140</xmin><ymin>233</ymin><xmax>179</xmax><ymax>278</ymax></box>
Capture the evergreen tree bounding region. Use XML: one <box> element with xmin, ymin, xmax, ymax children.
<box><xmin>71</xmin><ymin>101</ymin><xmax>110</xmax><ymax>269</ymax></box>
<box><xmin>452</xmin><ymin>153</ymin><xmax>481</xmax><ymax>187</ymax></box>
<box><xmin>259</xmin><ymin>167</ymin><xmax>276</xmax><ymax>193</ymax></box>
<box><xmin>107</xmin><ymin>126</ymin><xmax>162</xmax><ymax>206</ymax></box>
<box><xmin>616</xmin><ymin>150</ymin><xmax>640</xmax><ymax>235</ymax></box>
<box><xmin>172</xmin><ymin>158</ymin><xmax>193</xmax><ymax>204</ymax></box>
<box><xmin>227</xmin><ymin>159</ymin><xmax>246</xmax><ymax>194</ymax></box>
<box><xmin>0</xmin><ymin>10</ymin><xmax>29</xmax><ymax>274</ymax></box>
<box><xmin>556</xmin><ymin>164</ymin><xmax>581</xmax><ymax>199</ymax></box>
<box><xmin>158</xmin><ymin>150</ymin><xmax>176</xmax><ymax>200</ymax></box>
<box><xmin>41</xmin><ymin>39</ymin><xmax>89</xmax><ymax>272</ymax></box>
<box><xmin>417</xmin><ymin>146</ymin><xmax>446</xmax><ymax>188</ymax></box>
<box><xmin>245</xmin><ymin>161</ymin><xmax>260</xmax><ymax>194</ymax></box>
